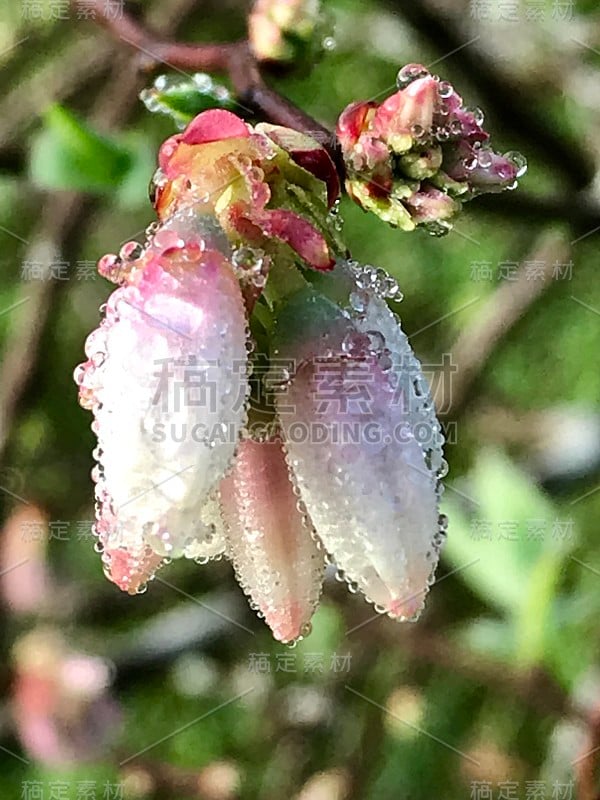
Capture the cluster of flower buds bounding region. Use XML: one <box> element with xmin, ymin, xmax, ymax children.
<box><xmin>75</xmin><ymin>106</ymin><xmax>449</xmax><ymax>642</ymax></box>
<box><xmin>336</xmin><ymin>64</ymin><xmax>527</xmax><ymax>234</ymax></box>
<box><xmin>249</xmin><ymin>0</ymin><xmax>330</xmax><ymax>65</ymax></box>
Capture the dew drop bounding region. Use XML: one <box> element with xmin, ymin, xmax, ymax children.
<box><xmin>192</xmin><ymin>72</ymin><xmax>214</xmax><ymax>92</ymax></box>
<box><xmin>504</xmin><ymin>150</ymin><xmax>528</xmax><ymax>178</ymax></box>
<box><xmin>73</xmin><ymin>364</ymin><xmax>86</xmax><ymax>385</ymax></box>
<box><xmin>397</xmin><ymin>63</ymin><xmax>429</xmax><ymax>89</ymax></box>
<box><xmin>424</xmin><ymin>220</ymin><xmax>453</xmax><ymax>237</ymax></box>
<box><xmin>349</xmin><ymin>291</ymin><xmax>367</xmax><ymax>313</ymax></box>
<box><xmin>119</xmin><ymin>241</ymin><xmax>144</xmax><ymax>262</ymax></box>
<box><xmin>341</xmin><ymin>332</ymin><xmax>358</xmax><ymax>354</ymax></box>
<box><xmin>438</xmin><ymin>80</ymin><xmax>454</xmax><ymax>99</ymax></box>
<box><xmin>467</xmin><ymin>106</ymin><xmax>485</xmax><ymax>126</ymax></box>
<box><xmin>477</xmin><ymin>149</ymin><xmax>493</xmax><ymax>169</ymax></box>
<box><xmin>378</xmin><ymin>352</ymin><xmax>393</xmax><ymax>372</ymax></box>
<box><xmin>365</xmin><ymin>330</ymin><xmax>385</xmax><ymax>354</ymax></box>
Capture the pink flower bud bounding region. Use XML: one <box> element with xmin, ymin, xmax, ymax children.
<box><xmin>249</xmin><ymin>0</ymin><xmax>323</xmax><ymax>64</ymax></box>
<box><xmin>336</xmin><ymin>100</ymin><xmax>377</xmax><ymax>153</ymax></box>
<box><xmin>404</xmin><ymin>185</ymin><xmax>460</xmax><ymax>225</ymax></box>
<box><xmin>154</xmin><ymin>110</ymin><xmax>337</xmax><ymax>271</ymax></box>
<box><xmin>219</xmin><ymin>438</ymin><xmax>324</xmax><ymax>642</ymax></box>
<box><xmin>373</xmin><ymin>75</ymin><xmax>438</xmax><ymax>152</ymax></box>
<box><xmin>74</xmin><ymin>213</ymin><xmax>249</xmax><ymax>590</ymax></box>
<box><xmin>443</xmin><ymin>140</ymin><xmax>519</xmax><ymax>193</ymax></box>
<box><xmin>273</xmin><ymin>264</ymin><xmax>446</xmax><ymax>619</ymax></box>
<box><xmin>336</xmin><ymin>64</ymin><xmax>526</xmax><ymax>232</ymax></box>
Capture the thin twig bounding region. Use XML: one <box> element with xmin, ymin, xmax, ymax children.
<box><xmin>73</xmin><ymin>0</ymin><xmax>334</xmax><ymax>149</ymax></box>
<box><xmin>0</xmin><ymin>194</ymin><xmax>90</xmax><ymax>458</ymax></box>
<box><xmin>0</xmin><ymin>0</ymin><xmax>203</xmax><ymax>466</ymax></box>
<box><xmin>441</xmin><ymin>230</ymin><xmax>571</xmax><ymax>419</ymax></box>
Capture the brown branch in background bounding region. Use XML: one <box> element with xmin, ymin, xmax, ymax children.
<box><xmin>76</xmin><ymin>0</ymin><xmax>335</xmax><ymax>150</ymax></box>
<box><xmin>0</xmin><ymin>36</ymin><xmax>114</xmax><ymax>150</ymax></box>
<box><xmin>90</xmin><ymin>5</ymin><xmax>240</xmax><ymax>74</ymax></box>
<box><xmin>0</xmin><ymin>194</ymin><xmax>91</xmax><ymax>458</ymax></box>
<box><xmin>440</xmin><ymin>229</ymin><xmax>571</xmax><ymax>420</ymax></box>
<box><xmin>399</xmin><ymin>627</ymin><xmax>583</xmax><ymax>724</ymax></box>
<box><xmin>0</xmin><ymin>0</ymin><xmax>202</xmax><ymax>465</ymax></box>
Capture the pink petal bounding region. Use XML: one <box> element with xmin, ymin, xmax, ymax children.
<box><xmin>253</xmin><ymin>208</ymin><xmax>335</xmax><ymax>271</ymax></box>
<box><xmin>181</xmin><ymin>109</ymin><xmax>250</xmax><ymax>145</ymax></box>
<box><xmin>257</xmin><ymin>123</ymin><xmax>341</xmax><ymax>207</ymax></box>
<box><xmin>336</xmin><ymin>101</ymin><xmax>376</xmax><ymax>150</ymax></box>
<box><xmin>219</xmin><ymin>438</ymin><xmax>325</xmax><ymax>643</ymax></box>
<box><xmin>374</xmin><ymin>76</ymin><xmax>438</xmax><ymax>139</ymax></box>
<box><xmin>101</xmin><ymin>544</ymin><xmax>165</xmax><ymax>595</ymax></box>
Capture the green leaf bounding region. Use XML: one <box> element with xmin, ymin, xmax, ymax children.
<box><xmin>30</xmin><ymin>104</ymin><xmax>132</xmax><ymax>192</ymax></box>
<box><xmin>140</xmin><ymin>73</ymin><xmax>237</xmax><ymax>128</ymax></box>
<box><xmin>116</xmin><ymin>131</ymin><xmax>157</xmax><ymax>210</ymax></box>
<box><xmin>442</xmin><ymin>449</ymin><xmax>575</xmax><ymax>667</ymax></box>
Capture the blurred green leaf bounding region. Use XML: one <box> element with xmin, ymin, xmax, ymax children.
<box><xmin>458</xmin><ymin>617</ymin><xmax>516</xmax><ymax>661</ymax></box>
<box><xmin>443</xmin><ymin>449</ymin><xmax>574</xmax><ymax>666</ymax></box>
<box><xmin>30</xmin><ymin>104</ymin><xmax>133</xmax><ymax>192</ymax></box>
<box><xmin>116</xmin><ymin>131</ymin><xmax>156</xmax><ymax>210</ymax></box>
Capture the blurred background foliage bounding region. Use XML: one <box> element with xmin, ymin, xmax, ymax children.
<box><xmin>0</xmin><ymin>0</ymin><xmax>599</xmax><ymax>798</ymax></box>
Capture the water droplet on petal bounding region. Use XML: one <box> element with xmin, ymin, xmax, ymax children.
<box><xmin>466</xmin><ymin>106</ymin><xmax>485</xmax><ymax>126</ymax></box>
<box><xmin>504</xmin><ymin>150</ymin><xmax>528</xmax><ymax>178</ymax></box>
<box><xmin>397</xmin><ymin>63</ymin><xmax>429</xmax><ymax>89</ymax></box>
<box><xmin>477</xmin><ymin>149</ymin><xmax>493</xmax><ymax>168</ymax></box>
<box><xmin>438</xmin><ymin>80</ymin><xmax>454</xmax><ymax>99</ymax></box>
